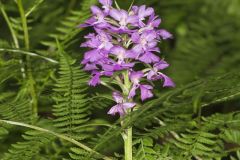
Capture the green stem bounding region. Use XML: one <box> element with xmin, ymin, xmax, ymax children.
<box><xmin>0</xmin><ymin>119</ymin><xmax>113</xmax><ymax>160</ymax></box>
<box><xmin>0</xmin><ymin>1</ymin><xmax>26</xmax><ymax>78</ymax></box>
<box><xmin>17</xmin><ymin>0</ymin><xmax>29</xmax><ymax>50</ymax></box>
<box><xmin>121</xmin><ymin>70</ymin><xmax>133</xmax><ymax>160</ymax></box>
<box><xmin>0</xmin><ymin>3</ymin><xmax>19</xmax><ymax>48</ymax></box>
<box><xmin>17</xmin><ymin>0</ymin><xmax>38</xmax><ymax>122</ymax></box>
<box><xmin>124</xmin><ymin>127</ymin><xmax>132</xmax><ymax>160</ymax></box>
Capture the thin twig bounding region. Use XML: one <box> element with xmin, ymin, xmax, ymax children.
<box><xmin>0</xmin><ymin>48</ymin><xmax>58</xmax><ymax>64</ymax></box>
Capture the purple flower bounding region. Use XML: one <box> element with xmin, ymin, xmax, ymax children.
<box><xmin>139</xmin><ymin>15</ymin><xmax>161</xmax><ymax>32</ymax></box>
<box><xmin>132</xmin><ymin>31</ymin><xmax>158</xmax><ymax>54</ymax></box>
<box><xmin>108</xmin><ymin>92</ymin><xmax>136</xmax><ymax>116</ymax></box>
<box><xmin>147</xmin><ymin>60</ymin><xmax>175</xmax><ymax>87</ymax></box>
<box><xmin>89</xmin><ymin>71</ymin><xmax>101</xmax><ymax>86</ymax></box>
<box><xmin>128</xmin><ymin>71</ymin><xmax>154</xmax><ymax>101</ymax></box>
<box><xmin>138</xmin><ymin>51</ymin><xmax>160</xmax><ymax>64</ymax></box>
<box><xmin>80</xmin><ymin>6</ymin><xmax>109</xmax><ymax>28</ymax></box>
<box><xmin>83</xmin><ymin>49</ymin><xmax>108</xmax><ymax>63</ymax></box>
<box><xmin>109</xmin><ymin>9</ymin><xmax>138</xmax><ymax>31</ymax></box>
<box><xmin>140</xmin><ymin>85</ymin><xmax>153</xmax><ymax>101</ymax></box>
<box><xmin>129</xmin><ymin>84</ymin><xmax>153</xmax><ymax>101</ymax></box>
<box><xmin>83</xmin><ymin>63</ymin><xmax>98</xmax><ymax>71</ymax></box>
<box><xmin>81</xmin><ymin>31</ymin><xmax>113</xmax><ymax>51</ymax></box>
<box><xmin>110</xmin><ymin>46</ymin><xmax>136</xmax><ymax>63</ymax></box>
<box><xmin>135</xmin><ymin>5</ymin><xmax>154</xmax><ymax>27</ymax></box>
<box><xmin>130</xmin><ymin>71</ymin><xmax>144</xmax><ymax>85</ymax></box>
<box><xmin>157</xmin><ymin>29</ymin><xmax>172</xmax><ymax>40</ymax></box>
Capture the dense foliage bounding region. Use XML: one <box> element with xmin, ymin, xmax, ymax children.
<box><xmin>0</xmin><ymin>0</ymin><xmax>239</xmax><ymax>159</ymax></box>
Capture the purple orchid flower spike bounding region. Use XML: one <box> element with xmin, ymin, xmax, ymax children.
<box><xmin>80</xmin><ymin>0</ymin><xmax>175</xmax><ymax>116</ymax></box>
<box><xmin>108</xmin><ymin>92</ymin><xmax>136</xmax><ymax>116</ymax></box>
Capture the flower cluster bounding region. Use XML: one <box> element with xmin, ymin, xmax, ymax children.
<box><xmin>80</xmin><ymin>0</ymin><xmax>175</xmax><ymax>116</ymax></box>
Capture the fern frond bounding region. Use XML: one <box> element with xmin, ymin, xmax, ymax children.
<box><xmin>53</xmin><ymin>44</ymin><xmax>90</xmax><ymax>141</ymax></box>
<box><xmin>2</xmin><ymin>129</ymin><xmax>55</xmax><ymax>160</ymax></box>
<box><xmin>133</xmin><ymin>137</ymin><xmax>173</xmax><ymax>160</ymax></box>
<box><xmin>0</xmin><ymin>98</ymin><xmax>31</xmax><ymax>123</ymax></box>
<box><xmin>170</xmin><ymin>130</ymin><xmax>223</xmax><ymax>159</ymax></box>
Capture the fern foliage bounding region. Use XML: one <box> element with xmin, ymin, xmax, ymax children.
<box><xmin>2</xmin><ymin>130</ymin><xmax>55</xmax><ymax>160</ymax></box>
<box><xmin>53</xmin><ymin>44</ymin><xmax>90</xmax><ymax>140</ymax></box>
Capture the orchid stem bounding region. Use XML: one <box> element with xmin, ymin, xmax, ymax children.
<box><xmin>124</xmin><ymin>127</ymin><xmax>132</xmax><ymax>160</ymax></box>
<box><xmin>122</xmin><ymin>70</ymin><xmax>133</xmax><ymax>160</ymax></box>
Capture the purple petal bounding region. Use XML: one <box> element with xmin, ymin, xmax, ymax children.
<box><xmin>144</xmin><ymin>31</ymin><xmax>157</xmax><ymax>41</ymax></box>
<box><xmin>148</xmin><ymin>41</ymin><xmax>158</xmax><ymax>48</ymax></box>
<box><xmin>130</xmin><ymin>71</ymin><xmax>144</xmax><ymax>84</ymax></box>
<box><xmin>112</xmin><ymin>92</ymin><xmax>123</xmax><ymax>103</ymax></box>
<box><xmin>107</xmin><ymin>104</ymin><xmax>124</xmax><ymax>116</ymax></box>
<box><xmin>140</xmin><ymin>84</ymin><xmax>153</xmax><ymax>101</ymax></box>
<box><xmin>83</xmin><ymin>63</ymin><xmax>98</xmax><ymax>71</ymax></box>
<box><xmin>128</xmin><ymin>84</ymin><xmax>139</xmax><ymax>99</ymax></box>
<box><xmin>91</xmin><ymin>6</ymin><xmax>102</xmax><ymax>15</ymax></box>
<box><xmin>118</xmin><ymin>62</ymin><xmax>135</xmax><ymax>69</ymax></box>
<box><xmin>110</xmin><ymin>46</ymin><xmax>126</xmax><ymax>61</ymax></box>
<box><xmin>131</xmin><ymin>32</ymin><xmax>140</xmax><ymax>43</ymax></box>
<box><xmin>138</xmin><ymin>5</ymin><xmax>154</xmax><ymax>18</ymax></box>
<box><xmin>125</xmin><ymin>50</ymin><xmax>139</xmax><ymax>59</ymax></box>
<box><xmin>154</xmin><ymin>60</ymin><xmax>169</xmax><ymax>70</ymax></box>
<box><xmin>151</xmin><ymin>18</ymin><xmax>161</xmax><ymax>28</ymax></box>
<box><xmin>139</xmin><ymin>52</ymin><xmax>160</xmax><ymax>64</ymax></box>
<box><xmin>89</xmin><ymin>72</ymin><xmax>101</xmax><ymax>86</ymax></box>
<box><xmin>158</xmin><ymin>29</ymin><xmax>172</xmax><ymax>40</ymax></box>
<box><xmin>84</xmin><ymin>50</ymin><xmax>105</xmax><ymax>62</ymax></box>
<box><xmin>159</xmin><ymin>73</ymin><xmax>175</xmax><ymax>87</ymax></box>
<box><xmin>122</xmin><ymin>102</ymin><xmax>136</xmax><ymax>109</ymax></box>
<box><xmin>101</xmin><ymin>64</ymin><xmax>115</xmax><ymax>72</ymax></box>
<box><xmin>103</xmin><ymin>71</ymin><xmax>113</xmax><ymax>76</ymax></box>
<box><xmin>127</xmin><ymin>15</ymin><xmax>139</xmax><ymax>25</ymax></box>
<box><xmin>109</xmin><ymin>9</ymin><xmax>121</xmax><ymax>21</ymax></box>
<box><xmin>147</xmin><ymin>70</ymin><xmax>156</xmax><ymax>80</ymax></box>
<box><xmin>145</xmin><ymin>7</ymin><xmax>154</xmax><ymax>17</ymax></box>
<box><xmin>131</xmin><ymin>6</ymin><xmax>139</xmax><ymax>14</ymax></box>
<box><xmin>79</xmin><ymin>17</ymin><xmax>96</xmax><ymax>28</ymax></box>
<box><xmin>99</xmin><ymin>0</ymin><xmax>112</xmax><ymax>6</ymax></box>
<box><xmin>138</xmin><ymin>5</ymin><xmax>146</xmax><ymax>18</ymax></box>
<box><xmin>132</xmin><ymin>45</ymin><xmax>143</xmax><ymax>55</ymax></box>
